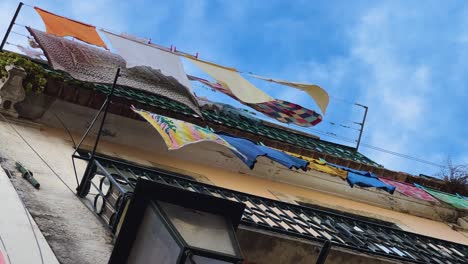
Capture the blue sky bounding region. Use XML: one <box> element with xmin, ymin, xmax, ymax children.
<box><xmin>1</xmin><ymin>0</ymin><xmax>467</xmax><ymax>176</ymax></box>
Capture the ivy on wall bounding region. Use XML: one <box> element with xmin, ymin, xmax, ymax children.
<box><xmin>0</xmin><ymin>52</ymin><xmax>47</xmax><ymax>93</ymax></box>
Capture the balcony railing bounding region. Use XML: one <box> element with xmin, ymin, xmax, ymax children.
<box><xmin>78</xmin><ymin>155</ymin><xmax>468</xmax><ymax>264</ymax></box>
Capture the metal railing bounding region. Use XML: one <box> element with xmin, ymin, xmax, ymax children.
<box><xmin>78</xmin><ymin>156</ymin><xmax>468</xmax><ymax>264</ymax></box>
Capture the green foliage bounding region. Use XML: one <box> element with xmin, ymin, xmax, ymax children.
<box><xmin>0</xmin><ymin>52</ymin><xmax>47</xmax><ymax>93</ymax></box>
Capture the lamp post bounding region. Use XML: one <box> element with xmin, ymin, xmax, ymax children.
<box><xmin>109</xmin><ymin>179</ymin><xmax>245</xmax><ymax>264</ymax></box>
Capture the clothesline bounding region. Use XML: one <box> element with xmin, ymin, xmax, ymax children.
<box><xmin>192</xmin><ymin>83</ymin><xmax>360</xmax><ymax>132</ymax></box>
<box><xmin>15</xmin><ymin>3</ymin><xmax>360</xmax><ymax>109</ymax></box>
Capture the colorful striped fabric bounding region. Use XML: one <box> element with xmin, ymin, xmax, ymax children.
<box><xmin>189</xmin><ymin>75</ymin><xmax>322</xmax><ymax>127</ymax></box>
<box><xmin>415</xmin><ymin>184</ymin><xmax>468</xmax><ymax>209</ymax></box>
<box><xmin>132</xmin><ymin>107</ymin><xmax>240</xmax><ymax>154</ymax></box>
<box><xmin>249</xmin><ymin>100</ymin><xmax>322</xmax><ymax>127</ymax></box>
<box><xmin>379</xmin><ymin>178</ymin><xmax>438</xmax><ymax>203</ymax></box>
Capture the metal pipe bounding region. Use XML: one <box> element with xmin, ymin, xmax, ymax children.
<box><xmin>355</xmin><ymin>104</ymin><xmax>368</xmax><ymax>151</ymax></box>
<box><xmin>72</xmin><ymin>96</ymin><xmax>108</xmax><ymax>156</ymax></box>
<box><xmin>90</xmin><ymin>67</ymin><xmax>120</xmax><ymax>159</ymax></box>
<box><xmin>316</xmin><ymin>240</ymin><xmax>331</xmax><ymax>264</ymax></box>
<box><xmin>15</xmin><ymin>162</ymin><xmax>40</xmax><ymax>189</ymax></box>
<box><xmin>77</xmin><ymin>68</ymin><xmax>120</xmax><ymax>197</ymax></box>
<box><xmin>0</xmin><ymin>2</ymin><xmax>23</xmax><ymax>51</ymax></box>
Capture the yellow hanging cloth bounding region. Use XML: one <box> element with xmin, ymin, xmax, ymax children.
<box><xmin>249</xmin><ymin>74</ymin><xmax>329</xmax><ymax>114</ymax></box>
<box><xmin>280</xmin><ymin>150</ymin><xmax>347</xmax><ymax>180</ymax></box>
<box><xmin>34</xmin><ymin>7</ymin><xmax>108</xmax><ymax>49</ymax></box>
<box><xmin>186</xmin><ymin>57</ymin><xmax>273</xmax><ymax>104</ymax></box>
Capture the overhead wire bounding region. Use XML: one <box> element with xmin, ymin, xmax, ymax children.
<box><xmin>0</xmin><ymin>113</ymin><xmax>115</xmax><ymax>238</ymax></box>
<box><xmin>7</xmin><ymin>5</ymin><xmax>444</xmax><ymax>170</ymax></box>
<box><xmin>192</xmin><ymin>82</ymin><xmax>363</xmax><ymax>131</ymax></box>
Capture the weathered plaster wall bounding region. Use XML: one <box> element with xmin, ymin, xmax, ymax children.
<box><xmin>0</xmin><ymin>119</ymin><xmax>113</xmax><ymax>264</ymax></box>
<box><xmin>0</xmin><ymin>166</ymin><xmax>59</xmax><ymax>264</ymax></box>
<box><xmin>0</xmin><ymin>98</ymin><xmax>467</xmax><ymax>264</ymax></box>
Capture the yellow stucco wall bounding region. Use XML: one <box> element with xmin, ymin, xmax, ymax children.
<box><xmin>6</xmin><ymin>122</ymin><xmax>465</xmax><ymax>246</ymax></box>
<box><xmin>79</xmin><ymin>130</ymin><xmax>468</xmax><ymax>246</ymax></box>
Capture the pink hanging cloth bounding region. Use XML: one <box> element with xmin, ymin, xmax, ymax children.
<box><xmin>379</xmin><ymin>178</ymin><xmax>439</xmax><ymax>203</ymax></box>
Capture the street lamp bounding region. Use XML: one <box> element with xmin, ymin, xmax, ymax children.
<box><xmin>109</xmin><ymin>178</ymin><xmax>246</xmax><ymax>264</ymax></box>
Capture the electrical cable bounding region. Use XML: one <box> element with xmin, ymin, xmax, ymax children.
<box><xmin>52</xmin><ymin>112</ymin><xmax>77</xmax><ymax>148</ymax></box>
<box><xmin>192</xmin><ymin>82</ymin><xmax>363</xmax><ymax>130</ymax></box>
<box><xmin>4</xmin><ymin>8</ymin><xmax>443</xmax><ymax>170</ymax></box>
<box><xmin>0</xmin><ymin>113</ymin><xmax>115</xmax><ymax>237</ymax></box>
<box><xmin>10</xmin><ymin>30</ymin><xmax>30</xmax><ymax>38</ymax></box>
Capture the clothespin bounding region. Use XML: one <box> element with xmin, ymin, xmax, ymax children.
<box><xmin>174</xmin><ymin>46</ymin><xmax>177</xmax><ymax>52</ymax></box>
<box><xmin>170</xmin><ymin>45</ymin><xmax>173</xmax><ymax>52</ymax></box>
<box><xmin>195</xmin><ymin>52</ymin><xmax>199</xmax><ymax>59</ymax></box>
<box><xmin>148</xmin><ymin>38</ymin><xmax>152</xmax><ymax>44</ymax></box>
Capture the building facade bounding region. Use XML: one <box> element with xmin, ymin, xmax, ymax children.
<box><xmin>0</xmin><ymin>53</ymin><xmax>467</xmax><ymax>263</ymax></box>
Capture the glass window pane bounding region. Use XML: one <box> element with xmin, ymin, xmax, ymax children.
<box><xmin>185</xmin><ymin>255</ymin><xmax>232</xmax><ymax>264</ymax></box>
<box><xmin>159</xmin><ymin>201</ymin><xmax>238</xmax><ymax>256</ymax></box>
<box><xmin>128</xmin><ymin>205</ymin><xmax>181</xmax><ymax>264</ymax></box>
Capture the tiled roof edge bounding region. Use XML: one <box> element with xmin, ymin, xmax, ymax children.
<box><xmin>33</xmin><ymin>63</ymin><xmax>464</xmax><ymax>195</ymax></box>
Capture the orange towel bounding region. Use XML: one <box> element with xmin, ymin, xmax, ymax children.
<box><xmin>34</xmin><ymin>7</ymin><xmax>107</xmax><ymax>49</ymax></box>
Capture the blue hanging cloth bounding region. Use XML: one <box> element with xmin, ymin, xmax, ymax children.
<box><xmin>347</xmin><ymin>172</ymin><xmax>396</xmax><ymax>194</ymax></box>
<box><xmin>218</xmin><ymin>134</ymin><xmax>309</xmax><ymax>171</ymax></box>
<box><xmin>329</xmin><ymin>163</ymin><xmax>395</xmax><ymax>194</ymax></box>
<box><xmin>330</xmin><ymin>164</ymin><xmax>376</xmax><ymax>178</ymax></box>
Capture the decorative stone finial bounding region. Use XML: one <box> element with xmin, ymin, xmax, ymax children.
<box><xmin>0</xmin><ymin>65</ymin><xmax>27</xmax><ymax>117</ymax></box>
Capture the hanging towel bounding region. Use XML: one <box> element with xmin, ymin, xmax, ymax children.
<box><xmin>329</xmin><ymin>163</ymin><xmax>376</xmax><ymax>178</ymax></box>
<box><xmin>379</xmin><ymin>178</ymin><xmax>438</xmax><ymax>202</ymax></box>
<box><xmin>249</xmin><ymin>99</ymin><xmax>322</xmax><ymax>127</ymax></box>
<box><xmin>132</xmin><ymin>107</ymin><xmax>240</xmax><ymax>155</ymax></box>
<box><xmin>189</xmin><ymin>75</ymin><xmax>322</xmax><ymax>127</ymax></box>
<box><xmin>100</xmin><ymin>30</ymin><xmax>193</xmax><ymax>92</ymax></box>
<box><xmin>34</xmin><ymin>7</ymin><xmax>107</xmax><ymax>49</ymax></box>
<box><xmin>186</xmin><ymin>58</ymin><xmax>273</xmax><ymax>104</ymax></box>
<box><xmin>14</xmin><ymin>44</ymin><xmax>43</xmax><ymax>59</ymax></box>
<box><xmin>307</xmin><ymin>160</ymin><xmax>348</xmax><ymax>180</ymax></box>
<box><xmin>250</xmin><ymin>74</ymin><xmax>329</xmax><ymax>114</ymax></box>
<box><xmin>27</xmin><ymin>28</ymin><xmax>201</xmax><ymax>116</ymax></box>
<box><xmin>219</xmin><ymin>134</ymin><xmax>309</xmax><ymax>170</ymax></box>
<box><xmin>347</xmin><ymin>172</ymin><xmax>396</xmax><ymax>194</ymax></box>
<box><xmin>415</xmin><ymin>184</ymin><xmax>468</xmax><ymax>209</ymax></box>
<box><xmin>282</xmin><ymin>150</ymin><xmax>347</xmax><ymax>179</ymax></box>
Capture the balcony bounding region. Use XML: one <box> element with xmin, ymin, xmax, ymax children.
<box><xmin>76</xmin><ymin>154</ymin><xmax>468</xmax><ymax>264</ymax></box>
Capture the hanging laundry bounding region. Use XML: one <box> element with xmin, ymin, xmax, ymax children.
<box><xmin>307</xmin><ymin>159</ymin><xmax>348</xmax><ymax>180</ymax></box>
<box><xmin>250</xmin><ymin>74</ymin><xmax>329</xmax><ymax>114</ymax></box>
<box><xmin>196</xmin><ymin>96</ymin><xmax>260</xmax><ymax>124</ymax></box>
<box><xmin>415</xmin><ymin>184</ymin><xmax>468</xmax><ymax>209</ymax></box>
<box><xmin>282</xmin><ymin>150</ymin><xmax>347</xmax><ymax>179</ymax></box>
<box><xmin>186</xmin><ymin>57</ymin><xmax>273</xmax><ymax>104</ymax></box>
<box><xmin>347</xmin><ymin>172</ymin><xmax>396</xmax><ymax>194</ymax></box>
<box><xmin>189</xmin><ymin>76</ymin><xmax>322</xmax><ymax>127</ymax></box>
<box><xmin>34</xmin><ymin>7</ymin><xmax>107</xmax><ymax>49</ymax></box>
<box><xmin>249</xmin><ymin>99</ymin><xmax>322</xmax><ymax>127</ymax></box>
<box><xmin>379</xmin><ymin>178</ymin><xmax>438</xmax><ymax>202</ymax></box>
<box><xmin>14</xmin><ymin>44</ymin><xmax>43</xmax><ymax>59</ymax></box>
<box><xmin>27</xmin><ymin>28</ymin><xmax>201</xmax><ymax>116</ymax></box>
<box><xmin>28</xmin><ymin>38</ymin><xmax>40</xmax><ymax>49</ymax></box>
<box><xmin>100</xmin><ymin>30</ymin><xmax>193</xmax><ymax>91</ymax></box>
<box><xmin>219</xmin><ymin>133</ymin><xmax>309</xmax><ymax>170</ymax></box>
<box><xmin>132</xmin><ymin>107</ymin><xmax>240</xmax><ymax>156</ymax></box>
